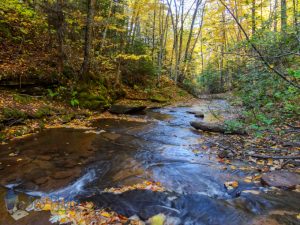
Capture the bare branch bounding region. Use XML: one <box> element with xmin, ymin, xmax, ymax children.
<box><xmin>218</xmin><ymin>0</ymin><xmax>300</xmax><ymax>89</ymax></box>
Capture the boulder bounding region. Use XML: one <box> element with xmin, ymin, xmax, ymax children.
<box><xmin>261</xmin><ymin>171</ymin><xmax>300</xmax><ymax>189</ymax></box>
<box><xmin>109</xmin><ymin>104</ymin><xmax>146</xmax><ymax>114</ymax></box>
<box><xmin>218</xmin><ymin>150</ymin><xmax>229</xmax><ymax>159</ymax></box>
<box><xmin>186</xmin><ymin>111</ymin><xmax>197</xmax><ymax>114</ymax></box>
<box><xmin>186</xmin><ymin>111</ymin><xmax>205</xmax><ymax>118</ymax></box>
<box><xmin>150</xmin><ymin>95</ymin><xmax>169</xmax><ymax>103</ymax></box>
<box><xmin>194</xmin><ymin>112</ymin><xmax>204</xmax><ymax>118</ymax></box>
<box><xmin>190</xmin><ymin>121</ymin><xmax>246</xmax><ymax>135</ymax></box>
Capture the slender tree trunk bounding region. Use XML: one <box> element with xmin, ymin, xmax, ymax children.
<box><xmin>220</xmin><ymin>8</ymin><xmax>226</xmax><ymax>90</ymax></box>
<box><xmin>56</xmin><ymin>0</ymin><xmax>64</xmax><ymax>76</ymax></box>
<box><xmin>167</xmin><ymin>0</ymin><xmax>179</xmax><ymax>83</ymax></box>
<box><xmin>184</xmin><ymin>0</ymin><xmax>201</xmax><ymax>62</ymax></box>
<box><xmin>293</xmin><ymin>0</ymin><xmax>299</xmax><ymax>38</ymax></box>
<box><xmin>274</xmin><ymin>0</ymin><xmax>278</xmax><ymax>32</ymax></box>
<box><xmin>190</xmin><ymin>3</ymin><xmax>206</xmax><ymax>62</ymax></box>
<box><xmin>101</xmin><ymin>0</ymin><xmax>113</xmax><ymax>51</ymax></box>
<box><xmin>178</xmin><ymin>0</ymin><xmax>184</xmax><ymax>64</ymax></box>
<box><xmin>261</xmin><ymin>0</ymin><xmax>263</xmax><ymax>25</ymax></box>
<box><xmin>252</xmin><ymin>0</ymin><xmax>256</xmax><ymax>35</ymax></box>
<box><xmin>281</xmin><ymin>0</ymin><xmax>287</xmax><ymax>34</ymax></box>
<box><xmin>131</xmin><ymin>12</ymin><xmax>140</xmax><ymax>45</ymax></box>
<box><xmin>127</xmin><ymin>1</ymin><xmax>138</xmax><ymax>47</ymax></box>
<box><xmin>80</xmin><ymin>0</ymin><xmax>96</xmax><ymax>78</ymax></box>
<box><xmin>152</xmin><ymin>0</ymin><xmax>157</xmax><ymax>62</ymax></box>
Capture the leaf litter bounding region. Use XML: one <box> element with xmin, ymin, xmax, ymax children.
<box><xmin>25</xmin><ymin>181</ymin><xmax>166</xmax><ymax>225</ymax></box>
<box><xmin>103</xmin><ymin>181</ymin><xmax>165</xmax><ymax>194</ymax></box>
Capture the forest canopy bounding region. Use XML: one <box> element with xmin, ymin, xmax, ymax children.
<box><xmin>0</xmin><ymin>0</ymin><xmax>299</xmax><ymax>127</ymax></box>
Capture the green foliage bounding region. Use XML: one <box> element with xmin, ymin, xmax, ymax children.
<box><xmin>0</xmin><ymin>0</ymin><xmax>44</xmax><ymax>41</ymax></box>
<box><xmin>178</xmin><ymin>90</ymin><xmax>187</xmax><ymax>97</ymax></box>
<box><xmin>70</xmin><ymin>91</ymin><xmax>79</xmax><ymax>107</ymax></box>
<box><xmin>121</xmin><ymin>57</ymin><xmax>156</xmax><ymax>87</ymax></box>
<box><xmin>13</xmin><ymin>94</ymin><xmax>32</xmax><ymax>104</ymax></box>
<box><xmin>1</xmin><ymin>107</ymin><xmax>27</xmax><ymax>120</ymax></box>
<box><xmin>77</xmin><ymin>82</ymin><xmax>113</xmax><ymax>110</ymax></box>
<box><xmin>47</xmin><ymin>89</ymin><xmax>59</xmax><ymax>99</ymax></box>
<box><xmin>34</xmin><ymin>106</ymin><xmax>53</xmax><ymax>118</ymax></box>
<box><xmin>61</xmin><ymin>114</ymin><xmax>75</xmax><ymax>123</ymax></box>
<box><xmin>224</xmin><ymin>120</ymin><xmax>245</xmax><ymax>133</ymax></box>
<box><xmin>288</xmin><ymin>69</ymin><xmax>300</xmax><ymax>79</ymax></box>
<box><xmin>197</xmin><ymin>65</ymin><xmax>224</xmax><ymax>93</ymax></box>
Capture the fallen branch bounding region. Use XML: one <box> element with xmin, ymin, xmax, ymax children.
<box><xmin>247</xmin><ymin>154</ymin><xmax>300</xmax><ymax>160</ymax></box>
<box><xmin>286</xmin><ymin>123</ymin><xmax>300</xmax><ymax>129</ymax></box>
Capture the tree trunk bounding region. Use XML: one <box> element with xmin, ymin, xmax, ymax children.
<box><xmin>157</xmin><ymin>1</ymin><xmax>169</xmax><ymax>85</ymax></box>
<box><xmin>252</xmin><ymin>0</ymin><xmax>256</xmax><ymax>35</ymax></box>
<box><xmin>274</xmin><ymin>0</ymin><xmax>278</xmax><ymax>32</ymax></box>
<box><xmin>220</xmin><ymin>8</ymin><xmax>226</xmax><ymax>90</ymax></box>
<box><xmin>80</xmin><ymin>0</ymin><xmax>96</xmax><ymax>79</ymax></box>
<box><xmin>184</xmin><ymin>0</ymin><xmax>201</xmax><ymax>62</ymax></box>
<box><xmin>178</xmin><ymin>0</ymin><xmax>184</xmax><ymax>64</ymax></box>
<box><xmin>152</xmin><ymin>0</ymin><xmax>157</xmax><ymax>62</ymax></box>
<box><xmin>56</xmin><ymin>0</ymin><xmax>64</xmax><ymax>76</ymax></box>
<box><xmin>293</xmin><ymin>0</ymin><xmax>299</xmax><ymax>39</ymax></box>
<box><xmin>167</xmin><ymin>0</ymin><xmax>179</xmax><ymax>83</ymax></box>
<box><xmin>100</xmin><ymin>0</ymin><xmax>113</xmax><ymax>52</ymax></box>
<box><xmin>281</xmin><ymin>0</ymin><xmax>287</xmax><ymax>34</ymax></box>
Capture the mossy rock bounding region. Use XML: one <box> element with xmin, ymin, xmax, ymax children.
<box><xmin>80</xmin><ymin>100</ymin><xmax>103</xmax><ymax>110</ymax></box>
<box><xmin>78</xmin><ymin>91</ymin><xmax>112</xmax><ymax>110</ymax></box>
<box><xmin>1</xmin><ymin>108</ymin><xmax>28</xmax><ymax>120</ymax></box>
<box><xmin>33</xmin><ymin>106</ymin><xmax>53</xmax><ymax>118</ymax></box>
<box><xmin>61</xmin><ymin>114</ymin><xmax>75</xmax><ymax>124</ymax></box>
<box><xmin>150</xmin><ymin>95</ymin><xmax>169</xmax><ymax>103</ymax></box>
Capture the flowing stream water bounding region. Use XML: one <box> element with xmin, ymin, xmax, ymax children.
<box><xmin>0</xmin><ymin>99</ymin><xmax>299</xmax><ymax>225</ymax></box>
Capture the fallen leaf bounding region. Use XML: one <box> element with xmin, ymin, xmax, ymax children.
<box><xmin>224</xmin><ymin>181</ymin><xmax>239</xmax><ymax>190</ymax></box>
<box><xmin>230</xmin><ymin>165</ymin><xmax>237</xmax><ymax>170</ymax></box>
<box><xmin>244</xmin><ymin>176</ymin><xmax>252</xmax><ymax>183</ymax></box>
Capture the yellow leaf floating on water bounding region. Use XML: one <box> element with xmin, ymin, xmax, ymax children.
<box><xmin>253</xmin><ymin>174</ymin><xmax>262</xmax><ymax>181</ymax></box>
<box><xmin>224</xmin><ymin>181</ymin><xmax>239</xmax><ymax>190</ymax></box>
<box><xmin>244</xmin><ymin>176</ymin><xmax>252</xmax><ymax>183</ymax></box>
<box><xmin>257</xmin><ymin>160</ymin><xmax>265</xmax><ymax>165</ymax></box>
<box><xmin>149</xmin><ymin>213</ymin><xmax>166</xmax><ymax>225</ymax></box>
<box><xmin>101</xmin><ymin>211</ymin><xmax>111</xmax><ymax>218</ymax></box>
<box><xmin>267</xmin><ymin>158</ymin><xmax>273</xmax><ymax>166</ymax></box>
<box><xmin>297</xmin><ymin>213</ymin><xmax>300</xmax><ymax>220</ymax></box>
<box><xmin>42</xmin><ymin>203</ymin><xmax>52</xmax><ymax>211</ymax></box>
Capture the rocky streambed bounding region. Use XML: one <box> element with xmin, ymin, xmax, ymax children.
<box><xmin>0</xmin><ymin>99</ymin><xmax>299</xmax><ymax>225</ymax></box>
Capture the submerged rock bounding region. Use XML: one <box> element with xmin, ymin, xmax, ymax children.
<box><xmin>218</xmin><ymin>150</ymin><xmax>229</xmax><ymax>159</ymax></box>
<box><xmin>194</xmin><ymin>112</ymin><xmax>204</xmax><ymax>118</ymax></box>
<box><xmin>51</xmin><ymin>170</ymin><xmax>75</xmax><ymax>180</ymax></box>
<box><xmin>187</xmin><ymin>111</ymin><xmax>205</xmax><ymax>118</ymax></box>
<box><xmin>261</xmin><ymin>171</ymin><xmax>300</xmax><ymax>189</ymax></box>
<box><xmin>109</xmin><ymin>104</ymin><xmax>146</xmax><ymax>114</ymax></box>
